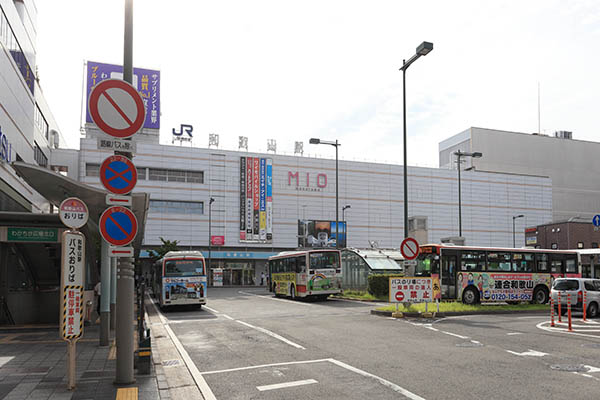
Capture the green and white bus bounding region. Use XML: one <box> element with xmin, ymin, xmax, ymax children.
<box><xmin>268</xmin><ymin>249</ymin><xmax>342</xmax><ymax>300</ymax></box>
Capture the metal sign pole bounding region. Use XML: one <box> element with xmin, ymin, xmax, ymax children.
<box><xmin>67</xmin><ymin>340</ymin><xmax>76</xmax><ymax>390</ymax></box>
<box><xmin>100</xmin><ymin>240</ymin><xmax>110</xmax><ymax>346</ymax></box>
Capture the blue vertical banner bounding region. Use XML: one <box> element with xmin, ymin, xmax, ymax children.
<box><xmin>259</xmin><ymin>158</ymin><xmax>267</xmax><ymax>240</ymax></box>
<box><xmin>266</xmin><ymin>159</ymin><xmax>273</xmax><ymax>241</ymax></box>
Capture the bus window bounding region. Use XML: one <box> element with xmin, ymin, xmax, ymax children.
<box><xmin>460</xmin><ymin>251</ymin><xmax>485</xmax><ymax>271</ymax></box>
<box><xmin>296</xmin><ymin>256</ymin><xmax>306</xmax><ymax>273</ymax></box>
<box><xmin>487</xmin><ymin>253</ymin><xmax>511</xmax><ymax>272</ymax></box>
<box><xmin>415</xmin><ymin>254</ymin><xmax>438</xmax><ymax>276</ymax></box>
<box><xmin>550</xmin><ymin>260</ymin><xmax>563</xmax><ymax>273</ymax></box>
<box><xmin>513</xmin><ymin>253</ymin><xmax>534</xmax><ymax>272</ymax></box>
<box><xmin>536</xmin><ymin>254</ymin><xmax>548</xmax><ymax>272</ymax></box>
<box><xmin>165</xmin><ymin>259</ymin><xmax>204</xmax><ymax>276</ymax></box>
<box><xmin>565</xmin><ymin>258</ymin><xmax>577</xmax><ymax>274</ymax></box>
<box><xmin>310</xmin><ymin>252</ymin><xmax>339</xmax><ymax>270</ymax></box>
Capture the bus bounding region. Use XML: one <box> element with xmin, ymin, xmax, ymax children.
<box><xmin>415</xmin><ymin>244</ymin><xmax>581</xmax><ymax>305</ymax></box>
<box><xmin>152</xmin><ymin>251</ymin><xmax>207</xmax><ymax>308</ymax></box>
<box><xmin>268</xmin><ymin>249</ymin><xmax>343</xmax><ymax>300</ymax></box>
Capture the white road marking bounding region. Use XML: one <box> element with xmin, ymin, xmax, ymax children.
<box><xmin>440</xmin><ymin>330</ymin><xmax>469</xmax><ymax>340</ymax></box>
<box><xmin>517</xmin><ymin>316</ymin><xmax>549</xmax><ymax>319</ymax></box>
<box><xmin>238</xmin><ymin>290</ymin><xmax>313</xmax><ymax>306</ymax></box>
<box><xmin>505</xmin><ymin>349</ymin><xmax>548</xmax><ymax>357</ymax></box>
<box><xmin>222</xmin><ymin>314</ymin><xmax>235</xmax><ymax>320</ymax></box>
<box><xmin>0</xmin><ymin>356</ymin><xmax>14</xmax><ymax>368</ymax></box>
<box><xmin>204</xmin><ymin>306</ymin><xmax>221</xmax><ymax>314</ymax></box>
<box><xmin>574</xmin><ymin>372</ymin><xmax>600</xmax><ymax>381</ymax></box>
<box><xmin>201</xmin><ymin>358</ymin><xmax>426</xmax><ymax>400</ymax></box>
<box><xmin>333</xmin><ymin>298</ymin><xmax>389</xmax><ymax>307</ymax></box>
<box><xmin>471</xmin><ymin>340</ymin><xmax>481</xmax><ymax>345</ymax></box>
<box><xmin>537</xmin><ymin>321</ymin><xmax>600</xmax><ymax>338</ymax></box>
<box><xmin>408</xmin><ymin>321</ymin><xmax>470</xmax><ymax>340</ymax></box>
<box><xmin>328</xmin><ymin>358</ymin><xmax>426</xmax><ymax>400</ymax></box>
<box><xmin>583</xmin><ymin>365</ymin><xmax>600</xmax><ymax>374</ymax></box>
<box><xmin>236</xmin><ymin>320</ymin><xmax>306</xmax><ymax>349</ymax></box>
<box><xmin>149</xmin><ymin>296</ymin><xmax>217</xmax><ymax>400</ymax></box>
<box><xmin>256</xmin><ymin>379</ymin><xmax>318</xmax><ymax>391</ymax></box>
<box><xmin>506</xmin><ymin>332</ymin><xmax>522</xmax><ymax>335</ymax></box>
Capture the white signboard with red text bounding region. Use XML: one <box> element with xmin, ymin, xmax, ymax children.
<box><xmin>60</xmin><ymin>230</ymin><xmax>85</xmax><ymax>340</ymax></box>
<box><xmin>389</xmin><ymin>277</ymin><xmax>433</xmax><ymax>303</ymax></box>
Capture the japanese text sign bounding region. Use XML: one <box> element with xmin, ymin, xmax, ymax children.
<box><xmin>389</xmin><ymin>277</ymin><xmax>433</xmax><ymax>303</ymax></box>
<box><xmin>62</xmin><ymin>286</ymin><xmax>83</xmax><ymax>340</ymax></box>
<box><xmin>61</xmin><ymin>231</ymin><xmax>85</xmax><ymax>287</ymax></box>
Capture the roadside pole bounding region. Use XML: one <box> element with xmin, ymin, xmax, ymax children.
<box><xmin>110</xmin><ymin>257</ymin><xmax>117</xmax><ymax>330</ymax></box>
<box><xmin>100</xmin><ymin>240</ymin><xmax>111</xmax><ymax>346</ymax></box>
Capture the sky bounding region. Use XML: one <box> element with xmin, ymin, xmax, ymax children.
<box><xmin>35</xmin><ymin>0</ymin><xmax>600</xmax><ymax>168</ymax></box>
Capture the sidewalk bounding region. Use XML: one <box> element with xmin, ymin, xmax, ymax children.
<box><xmin>0</xmin><ymin>324</ymin><xmax>159</xmax><ymax>399</ymax></box>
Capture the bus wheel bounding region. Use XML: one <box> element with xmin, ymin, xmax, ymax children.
<box><xmin>587</xmin><ymin>302</ymin><xmax>599</xmax><ymax>318</ymax></box>
<box><xmin>532</xmin><ymin>287</ymin><xmax>549</xmax><ymax>304</ymax></box>
<box><xmin>462</xmin><ymin>287</ymin><xmax>479</xmax><ymax>305</ymax></box>
<box><xmin>290</xmin><ymin>285</ymin><xmax>296</xmax><ymax>300</ymax></box>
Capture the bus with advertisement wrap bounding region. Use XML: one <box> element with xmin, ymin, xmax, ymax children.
<box><xmin>268</xmin><ymin>249</ymin><xmax>342</xmax><ymax>300</ymax></box>
<box><xmin>152</xmin><ymin>251</ymin><xmax>207</xmax><ymax>308</ymax></box>
<box><xmin>415</xmin><ymin>244</ymin><xmax>581</xmax><ymax>305</ymax></box>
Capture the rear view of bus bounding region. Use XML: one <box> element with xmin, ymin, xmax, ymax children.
<box><xmin>154</xmin><ymin>251</ymin><xmax>207</xmax><ymax>308</ymax></box>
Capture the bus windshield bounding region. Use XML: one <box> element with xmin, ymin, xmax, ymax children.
<box><xmin>164</xmin><ymin>259</ymin><xmax>204</xmax><ymax>276</ymax></box>
<box><xmin>415</xmin><ymin>254</ymin><xmax>437</xmax><ymax>276</ymax></box>
<box><xmin>310</xmin><ymin>252</ymin><xmax>339</xmax><ymax>270</ymax></box>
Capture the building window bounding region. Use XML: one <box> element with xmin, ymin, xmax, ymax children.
<box><xmin>0</xmin><ymin>6</ymin><xmax>35</xmax><ymax>94</ymax></box>
<box><xmin>86</xmin><ymin>163</ymin><xmax>100</xmax><ymax>177</ymax></box>
<box><xmin>551</xmin><ymin>243</ymin><xmax>558</xmax><ymax>249</ymax></box>
<box><xmin>148</xmin><ymin>168</ymin><xmax>203</xmax><ymax>183</ymax></box>
<box><xmin>593</xmin><ymin>242</ymin><xmax>599</xmax><ymax>249</ymax></box>
<box><xmin>34</xmin><ymin>104</ymin><xmax>49</xmax><ymax>140</ymax></box>
<box><xmin>33</xmin><ymin>142</ymin><xmax>47</xmax><ymax>167</ymax></box>
<box><xmin>149</xmin><ymin>200</ymin><xmax>204</xmax><ymax>215</ymax></box>
<box><xmin>137</xmin><ymin>166</ymin><xmax>146</xmax><ymax>180</ymax></box>
<box><xmin>577</xmin><ymin>242</ymin><xmax>584</xmax><ymax>249</ymax></box>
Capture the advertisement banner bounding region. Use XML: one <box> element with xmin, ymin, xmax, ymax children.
<box><xmin>211</xmin><ymin>236</ymin><xmax>225</xmax><ymax>246</ymax></box>
<box><xmin>246</xmin><ymin>157</ymin><xmax>253</xmax><ymax>237</ymax></box>
<box><xmin>266</xmin><ymin>159</ymin><xmax>273</xmax><ymax>240</ymax></box>
<box><xmin>240</xmin><ymin>157</ymin><xmax>246</xmax><ymax>239</ymax></box>
<box><xmin>298</xmin><ymin>220</ymin><xmax>346</xmax><ymax>248</ymax></box>
<box><xmin>212</xmin><ymin>269</ymin><xmax>223</xmax><ymax>286</ymax></box>
<box><xmin>389</xmin><ymin>277</ymin><xmax>433</xmax><ymax>303</ymax></box>
<box><xmin>456</xmin><ymin>272</ymin><xmax>549</xmax><ymax>302</ymax></box>
<box><xmin>259</xmin><ymin>158</ymin><xmax>266</xmax><ymax>240</ymax></box>
<box><xmin>86</xmin><ymin>61</ymin><xmax>160</xmax><ymax>129</ymax></box>
<box><xmin>253</xmin><ymin>157</ymin><xmax>260</xmax><ymax>240</ymax></box>
<box><xmin>162</xmin><ymin>276</ymin><xmax>207</xmax><ymax>302</ymax></box>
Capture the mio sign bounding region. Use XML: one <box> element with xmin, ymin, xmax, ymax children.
<box><xmin>288</xmin><ymin>171</ymin><xmax>327</xmax><ymax>192</ymax></box>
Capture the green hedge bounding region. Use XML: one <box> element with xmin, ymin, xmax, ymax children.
<box><xmin>368</xmin><ymin>274</ymin><xmax>405</xmax><ymax>298</ymax></box>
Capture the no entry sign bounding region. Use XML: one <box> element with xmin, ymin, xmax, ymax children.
<box><xmin>400</xmin><ymin>237</ymin><xmax>420</xmax><ymax>261</ymax></box>
<box><xmin>99</xmin><ymin>206</ymin><xmax>138</xmax><ymax>246</ymax></box>
<box><xmin>100</xmin><ymin>155</ymin><xmax>137</xmax><ymax>195</ymax></box>
<box><xmin>88</xmin><ymin>79</ymin><xmax>145</xmax><ymax>138</ymax></box>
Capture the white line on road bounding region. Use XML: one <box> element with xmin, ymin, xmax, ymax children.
<box><xmin>505</xmin><ymin>349</ymin><xmax>548</xmax><ymax>357</ymax></box>
<box><xmin>235</xmin><ymin>320</ymin><xmax>306</xmax><ymax>349</ymax></box>
<box><xmin>0</xmin><ymin>357</ymin><xmax>14</xmax><ymax>368</ymax></box>
<box><xmin>537</xmin><ymin>321</ymin><xmax>600</xmax><ymax>338</ymax></box>
<box><xmin>149</xmin><ymin>296</ymin><xmax>217</xmax><ymax>400</ymax></box>
<box><xmin>506</xmin><ymin>332</ymin><xmax>522</xmax><ymax>335</ymax></box>
<box><xmin>222</xmin><ymin>314</ymin><xmax>235</xmax><ymax>320</ymax></box>
<box><xmin>203</xmin><ymin>305</ymin><xmax>221</xmax><ymax>314</ymax></box>
<box><xmin>238</xmin><ymin>290</ymin><xmax>313</xmax><ymax>306</ymax></box>
<box><xmin>328</xmin><ymin>358</ymin><xmax>426</xmax><ymax>400</ymax></box>
<box><xmin>201</xmin><ymin>358</ymin><xmax>331</xmax><ymax>375</ymax></box>
<box><xmin>256</xmin><ymin>379</ymin><xmax>318</xmax><ymax>391</ymax></box>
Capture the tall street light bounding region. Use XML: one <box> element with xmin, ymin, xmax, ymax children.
<box><xmin>454</xmin><ymin>150</ymin><xmax>482</xmax><ymax>237</ymax></box>
<box><xmin>513</xmin><ymin>214</ymin><xmax>524</xmax><ymax>248</ymax></box>
<box><xmin>208</xmin><ymin>197</ymin><xmax>215</xmax><ymax>272</ymax></box>
<box><xmin>342</xmin><ymin>204</ymin><xmax>351</xmax><ymax>221</ymax></box>
<box><xmin>400</xmin><ymin>41</ymin><xmax>433</xmax><ymax>238</ymax></box>
<box><xmin>310</xmin><ymin>138</ymin><xmax>341</xmax><ymax>248</ymax></box>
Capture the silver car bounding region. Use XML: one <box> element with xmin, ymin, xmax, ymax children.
<box><xmin>551</xmin><ymin>278</ymin><xmax>600</xmax><ymax>318</ymax></box>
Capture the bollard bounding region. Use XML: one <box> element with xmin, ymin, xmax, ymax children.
<box><xmin>550</xmin><ymin>296</ymin><xmax>555</xmax><ymax>327</ymax></box>
<box><xmin>567</xmin><ymin>293</ymin><xmax>573</xmax><ymax>332</ymax></box>
<box><xmin>558</xmin><ymin>291</ymin><xmax>562</xmax><ymax>323</ymax></box>
<box><xmin>583</xmin><ymin>291</ymin><xmax>587</xmax><ymax>322</ymax></box>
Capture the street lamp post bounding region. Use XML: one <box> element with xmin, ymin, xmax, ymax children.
<box><xmin>454</xmin><ymin>150</ymin><xmax>482</xmax><ymax>237</ymax></box>
<box><xmin>513</xmin><ymin>214</ymin><xmax>524</xmax><ymax>248</ymax></box>
<box><xmin>208</xmin><ymin>197</ymin><xmax>215</xmax><ymax>271</ymax></box>
<box><xmin>400</xmin><ymin>41</ymin><xmax>433</xmax><ymax>238</ymax></box>
<box><xmin>342</xmin><ymin>204</ymin><xmax>351</xmax><ymax>221</ymax></box>
<box><xmin>310</xmin><ymin>138</ymin><xmax>341</xmax><ymax>248</ymax></box>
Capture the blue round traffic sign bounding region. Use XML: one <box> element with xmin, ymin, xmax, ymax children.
<box><xmin>594</xmin><ymin>215</ymin><xmax>600</xmax><ymax>227</ymax></box>
<box><xmin>100</xmin><ymin>155</ymin><xmax>137</xmax><ymax>195</ymax></box>
<box><xmin>99</xmin><ymin>206</ymin><xmax>138</xmax><ymax>246</ymax></box>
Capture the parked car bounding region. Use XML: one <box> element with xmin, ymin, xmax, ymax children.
<box><xmin>551</xmin><ymin>278</ymin><xmax>600</xmax><ymax>318</ymax></box>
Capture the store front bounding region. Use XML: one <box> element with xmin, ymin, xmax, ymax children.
<box><xmin>206</xmin><ymin>251</ymin><xmax>275</xmax><ymax>287</ymax></box>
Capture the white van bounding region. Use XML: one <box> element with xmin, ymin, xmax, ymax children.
<box><xmin>551</xmin><ymin>278</ymin><xmax>600</xmax><ymax>318</ymax></box>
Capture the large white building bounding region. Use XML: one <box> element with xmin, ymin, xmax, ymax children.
<box><xmin>54</xmin><ymin>133</ymin><xmax>552</xmax><ymax>285</ymax></box>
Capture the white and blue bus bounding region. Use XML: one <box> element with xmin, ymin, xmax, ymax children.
<box><xmin>152</xmin><ymin>251</ymin><xmax>207</xmax><ymax>308</ymax></box>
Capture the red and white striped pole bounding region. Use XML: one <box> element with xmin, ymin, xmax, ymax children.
<box><xmin>583</xmin><ymin>291</ymin><xmax>587</xmax><ymax>322</ymax></box>
<box><xmin>558</xmin><ymin>291</ymin><xmax>562</xmax><ymax>323</ymax></box>
<box><xmin>567</xmin><ymin>293</ymin><xmax>573</xmax><ymax>332</ymax></box>
<box><xmin>550</xmin><ymin>296</ymin><xmax>555</xmax><ymax>327</ymax></box>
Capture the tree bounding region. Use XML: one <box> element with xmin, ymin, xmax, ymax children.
<box><xmin>149</xmin><ymin>237</ymin><xmax>179</xmax><ymax>261</ymax></box>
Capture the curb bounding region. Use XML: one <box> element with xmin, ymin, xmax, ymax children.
<box><xmin>371</xmin><ymin>308</ymin><xmax>549</xmax><ymax>318</ymax></box>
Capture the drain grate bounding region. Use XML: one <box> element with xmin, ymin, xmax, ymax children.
<box><xmin>162</xmin><ymin>359</ymin><xmax>181</xmax><ymax>367</ymax></box>
<box><xmin>456</xmin><ymin>341</ymin><xmax>483</xmax><ymax>348</ymax></box>
<box><xmin>550</xmin><ymin>364</ymin><xmax>588</xmax><ymax>372</ymax></box>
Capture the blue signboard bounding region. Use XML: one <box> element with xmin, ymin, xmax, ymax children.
<box><xmin>593</xmin><ymin>215</ymin><xmax>600</xmax><ymax>227</ymax></box>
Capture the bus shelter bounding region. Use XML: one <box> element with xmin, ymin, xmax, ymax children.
<box><xmin>341</xmin><ymin>248</ymin><xmax>404</xmax><ymax>291</ymax></box>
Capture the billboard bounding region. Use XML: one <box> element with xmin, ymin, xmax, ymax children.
<box><xmin>240</xmin><ymin>156</ymin><xmax>272</xmax><ymax>243</ymax></box>
<box><xmin>86</xmin><ymin>61</ymin><xmax>160</xmax><ymax>129</ymax></box>
<box><xmin>298</xmin><ymin>220</ymin><xmax>347</xmax><ymax>248</ymax></box>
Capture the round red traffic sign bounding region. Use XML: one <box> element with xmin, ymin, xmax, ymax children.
<box><xmin>400</xmin><ymin>237</ymin><xmax>420</xmax><ymax>260</ymax></box>
<box><xmin>395</xmin><ymin>291</ymin><xmax>405</xmax><ymax>302</ymax></box>
<box><xmin>88</xmin><ymin>79</ymin><xmax>145</xmax><ymax>138</ymax></box>
<box><xmin>99</xmin><ymin>206</ymin><xmax>138</xmax><ymax>246</ymax></box>
<box><xmin>100</xmin><ymin>155</ymin><xmax>138</xmax><ymax>195</ymax></box>
<box><xmin>59</xmin><ymin>197</ymin><xmax>89</xmax><ymax>229</ymax></box>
